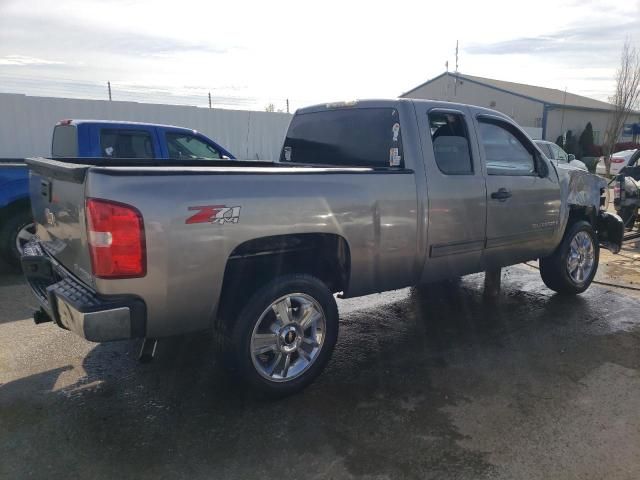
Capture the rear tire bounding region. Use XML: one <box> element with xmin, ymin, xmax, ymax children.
<box><xmin>0</xmin><ymin>209</ymin><xmax>35</xmax><ymax>268</ymax></box>
<box><xmin>223</xmin><ymin>274</ymin><xmax>339</xmax><ymax>397</ymax></box>
<box><xmin>540</xmin><ymin>220</ymin><xmax>599</xmax><ymax>295</ymax></box>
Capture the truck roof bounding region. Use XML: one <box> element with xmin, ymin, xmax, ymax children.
<box><xmin>295</xmin><ymin>98</ymin><xmax>510</xmax><ymax>119</ymax></box>
<box><xmin>57</xmin><ymin>119</ymin><xmax>199</xmax><ymax>133</ymax></box>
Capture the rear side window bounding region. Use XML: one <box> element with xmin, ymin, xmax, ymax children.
<box><xmin>478</xmin><ymin>119</ymin><xmax>535</xmax><ymax>176</ymax></box>
<box><xmin>428</xmin><ymin>112</ymin><xmax>473</xmax><ymax>174</ymax></box>
<box><xmin>51</xmin><ymin>125</ymin><xmax>78</xmax><ymax>157</ymax></box>
<box><xmin>100</xmin><ymin>129</ymin><xmax>154</xmax><ymax>159</ymax></box>
<box><xmin>280</xmin><ymin>108</ymin><xmax>404</xmax><ymax>168</ymax></box>
<box><xmin>166</xmin><ymin>133</ymin><xmax>221</xmax><ymax>160</ymax></box>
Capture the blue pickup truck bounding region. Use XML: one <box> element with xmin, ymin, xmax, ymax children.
<box><xmin>0</xmin><ymin>119</ymin><xmax>234</xmax><ymax>267</ymax></box>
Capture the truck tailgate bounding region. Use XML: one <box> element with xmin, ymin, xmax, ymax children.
<box><xmin>26</xmin><ymin>158</ymin><xmax>94</xmax><ymax>285</ymax></box>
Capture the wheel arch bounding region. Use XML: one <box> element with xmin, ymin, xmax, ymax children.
<box><xmin>0</xmin><ymin>197</ymin><xmax>31</xmax><ymax>223</ymax></box>
<box><xmin>567</xmin><ymin>204</ymin><xmax>598</xmax><ymax>228</ymax></box>
<box><xmin>217</xmin><ymin>233</ymin><xmax>351</xmax><ymax>319</ymax></box>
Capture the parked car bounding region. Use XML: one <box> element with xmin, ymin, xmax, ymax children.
<box><xmin>534</xmin><ymin>140</ymin><xmax>587</xmax><ymax>171</ymax></box>
<box><xmin>0</xmin><ymin>159</ymin><xmax>33</xmax><ymax>268</ymax></box>
<box><xmin>21</xmin><ymin>99</ymin><xmax>623</xmax><ymax>396</ymax></box>
<box><xmin>0</xmin><ymin>119</ymin><xmax>234</xmax><ymax>267</ymax></box>
<box><xmin>534</xmin><ymin>140</ymin><xmax>573</xmax><ymax>163</ymax></box>
<box><xmin>612</xmin><ymin>149</ymin><xmax>640</xmax><ymax>228</ymax></box>
<box><xmin>596</xmin><ymin>149</ymin><xmax>639</xmax><ymax>176</ymax></box>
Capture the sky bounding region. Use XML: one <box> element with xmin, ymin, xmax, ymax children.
<box><xmin>0</xmin><ymin>0</ymin><xmax>638</xmax><ymax>111</ymax></box>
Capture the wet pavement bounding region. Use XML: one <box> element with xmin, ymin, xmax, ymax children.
<box><xmin>1</xmin><ymin>263</ymin><xmax>640</xmax><ymax>479</ymax></box>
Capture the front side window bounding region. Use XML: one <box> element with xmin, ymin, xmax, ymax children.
<box><xmin>100</xmin><ymin>129</ymin><xmax>153</xmax><ymax>159</ymax></box>
<box><xmin>478</xmin><ymin>120</ymin><xmax>535</xmax><ymax>176</ymax></box>
<box><xmin>280</xmin><ymin>107</ymin><xmax>404</xmax><ymax>168</ymax></box>
<box><xmin>428</xmin><ymin>111</ymin><xmax>473</xmax><ymax>175</ymax></box>
<box><xmin>166</xmin><ymin>133</ymin><xmax>221</xmax><ymax>160</ymax></box>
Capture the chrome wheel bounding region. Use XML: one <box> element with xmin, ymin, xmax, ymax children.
<box><xmin>15</xmin><ymin>222</ymin><xmax>36</xmax><ymax>254</ymax></box>
<box><xmin>567</xmin><ymin>230</ymin><xmax>595</xmax><ymax>284</ymax></box>
<box><xmin>250</xmin><ymin>293</ymin><xmax>326</xmax><ymax>383</ymax></box>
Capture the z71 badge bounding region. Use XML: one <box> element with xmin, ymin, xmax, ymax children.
<box><xmin>186</xmin><ymin>205</ymin><xmax>241</xmax><ymax>225</ymax></box>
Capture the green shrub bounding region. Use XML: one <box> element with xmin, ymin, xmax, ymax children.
<box><xmin>581</xmin><ymin>156</ymin><xmax>599</xmax><ymax>174</ymax></box>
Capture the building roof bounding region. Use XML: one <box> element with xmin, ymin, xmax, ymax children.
<box><xmin>401</xmin><ymin>72</ymin><xmax>617</xmax><ymax>111</ymax></box>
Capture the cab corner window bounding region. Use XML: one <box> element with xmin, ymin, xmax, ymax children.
<box><xmin>478</xmin><ymin>119</ymin><xmax>535</xmax><ymax>176</ymax></box>
<box><xmin>428</xmin><ymin>112</ymin><xmax>473</xmax><ymax>175</ymax></box>
<box><xmin>166</xmin><ymin>133</ymin><xmax>222</xmax><ymax>160</ymax></box>
<box><xmin>280</xmin><ymin>108</ymin><xmax>404</xmax><ymax>168</ymax></box>
<box><xmin>100</xmin><ymin>129</ymin><xmax>154</xmax><ymax>159</ymax></box>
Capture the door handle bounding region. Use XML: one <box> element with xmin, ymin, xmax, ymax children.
<box><xmin>491</xmin><ymin>188</ymin><xmax>512</xmax><ymax>201</ymax></box>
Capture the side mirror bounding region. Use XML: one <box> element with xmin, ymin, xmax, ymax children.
<box><xmin>567</xmin><ymin>154</ymin><xmax>576</xmax><ymax>161</ymax></box>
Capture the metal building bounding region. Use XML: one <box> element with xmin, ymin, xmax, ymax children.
<box><xmin>401</xmin><ymin>72</ymin><xmax>640</xmax><ymax>143</ymax></box>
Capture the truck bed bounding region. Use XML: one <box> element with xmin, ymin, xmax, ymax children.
<box><xmin>25</xmin><ymin>156</ymin><xmax>419</xmax><ymax>338</ymax></box>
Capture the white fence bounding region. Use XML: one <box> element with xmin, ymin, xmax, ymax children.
<box><xmin>0</xmin><ymin>93</ymin><xmax>292</xmax><ymax>160</ymax></box>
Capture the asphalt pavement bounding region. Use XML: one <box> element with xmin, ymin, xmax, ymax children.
<box><xmin>1</xmin><ymin>262</ymin><xmax>640</xmax><ymax>479</ymax></box>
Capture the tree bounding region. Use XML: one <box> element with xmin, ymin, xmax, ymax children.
<box><xmin>564</xmin><ymin>130</ymin><xmax>578</xmax><ymax>156</ymax></box>
<box><xmin>603</xmin><ymin>40</ymin><xmax>640</xmax><ymax>174</ymax></box>
<box><xmin>265</xmin><ymin>103</ymin><xmax>275</xmax><ymax>112</ymax></box>
<box><xmin>579</xmin><ymin>122</ymin><xmax>594</xmax><ymax>157</ymax></box>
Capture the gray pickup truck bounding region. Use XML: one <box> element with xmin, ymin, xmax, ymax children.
<box><xmin>22</xmin><ymin>99</ymin><xmax>623</xmax><ymax>396</ymax></box>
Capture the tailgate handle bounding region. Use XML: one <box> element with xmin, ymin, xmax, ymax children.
<box><xmin>491</xmin><ymin>188</ymin><xmax>512</xmax><ymax>201</ymax></box>
<box><xmin>40</xmin><ymin>180</ymin><xmax>51</xmax><ymax>201</ymax></box>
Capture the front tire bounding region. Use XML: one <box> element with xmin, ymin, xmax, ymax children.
<box><xmin>228</xmin><ymin>274</ymin><xmax>339</xmax><ymax>397</ymax></box>
<box><xmin>540</xmin><ymin>220</ymin><xmax>599</xmax><ymax>295</ymax></box>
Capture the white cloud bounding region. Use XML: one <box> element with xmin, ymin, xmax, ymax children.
<box><xmin>0</xmin><ymin>55</ymin><xmax>64</xmax><ymax>66</ymax></box>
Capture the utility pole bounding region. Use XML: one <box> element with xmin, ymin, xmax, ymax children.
<box><xmin>208</xmin><ymin>91</ymin><xmax>212</xmax><ymax>109</ymax></box>
<box><xmin>559</xmin><ymin>87</ymin><xmax>567</xmax><ymax>146</ymax></box>
<box><xmin>107</xmin><ymin>81</ymin><xmax>112</xmax><ymax>101</ymax></box>
<box><xmin>286</xmin><ymin>99</ymin><xmax>290</xmax><ymax>114</ymax></box>
<box><xmin>454</xmin><ymin>40</ymin><xmax>459</xmax><ymax>96</ymax></box>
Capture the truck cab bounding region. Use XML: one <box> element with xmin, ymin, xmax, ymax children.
<box><xmin>52</xmin><ymin>120</ymin><xmax>235</xmax><ymax>160</ymax></box>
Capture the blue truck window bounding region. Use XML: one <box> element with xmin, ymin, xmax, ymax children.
<box><xmin>166</xmin><ymin>133</ymin><xmax>221</xmax><ymax>160</ymax></box>
<box><xmin>51</xmin><ymin>125</ymin><xmax>78</xmax><ymax>157</ymax></box>
<box><xmin>100</xmin><ymin>129</ymin><xmax>154</xmax><ymax>159</ymax></box>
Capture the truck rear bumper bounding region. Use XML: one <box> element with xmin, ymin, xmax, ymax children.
<box><xmin>21</xmin><ymin>242</ymin><xmax>146</xmax><ymax>342</ymax></box>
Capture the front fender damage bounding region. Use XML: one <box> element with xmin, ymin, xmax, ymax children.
<box><xmin>557</xmin><ymin>164</ymin><xmax>622</xmax><ymax>253</ymax></box>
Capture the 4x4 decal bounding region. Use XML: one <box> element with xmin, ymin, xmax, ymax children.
<box><xmin>186</xmin><ymin>205</ymin><xmax>241</xmax><ymax>225</ymax></box>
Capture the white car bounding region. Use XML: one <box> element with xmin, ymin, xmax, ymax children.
<box><xmin>534</xmin><ymin>140</ymin><xmax>587</xmax><ymax>171</ymax></box>
<box><xmin>596</xmin><ymin>149</ymin><xmax>639</xmax><ymax>176</ymax></box>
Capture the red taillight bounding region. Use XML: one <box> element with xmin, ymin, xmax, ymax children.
<box><xmin>611</xmin><ymin>157</ymin><xmax>624</xmax><ymax>164</ymax></box>
<box><xmin>86</xmin><ymin>198</ymin><xmax>146</xmax><ymax>278</ymax></box>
